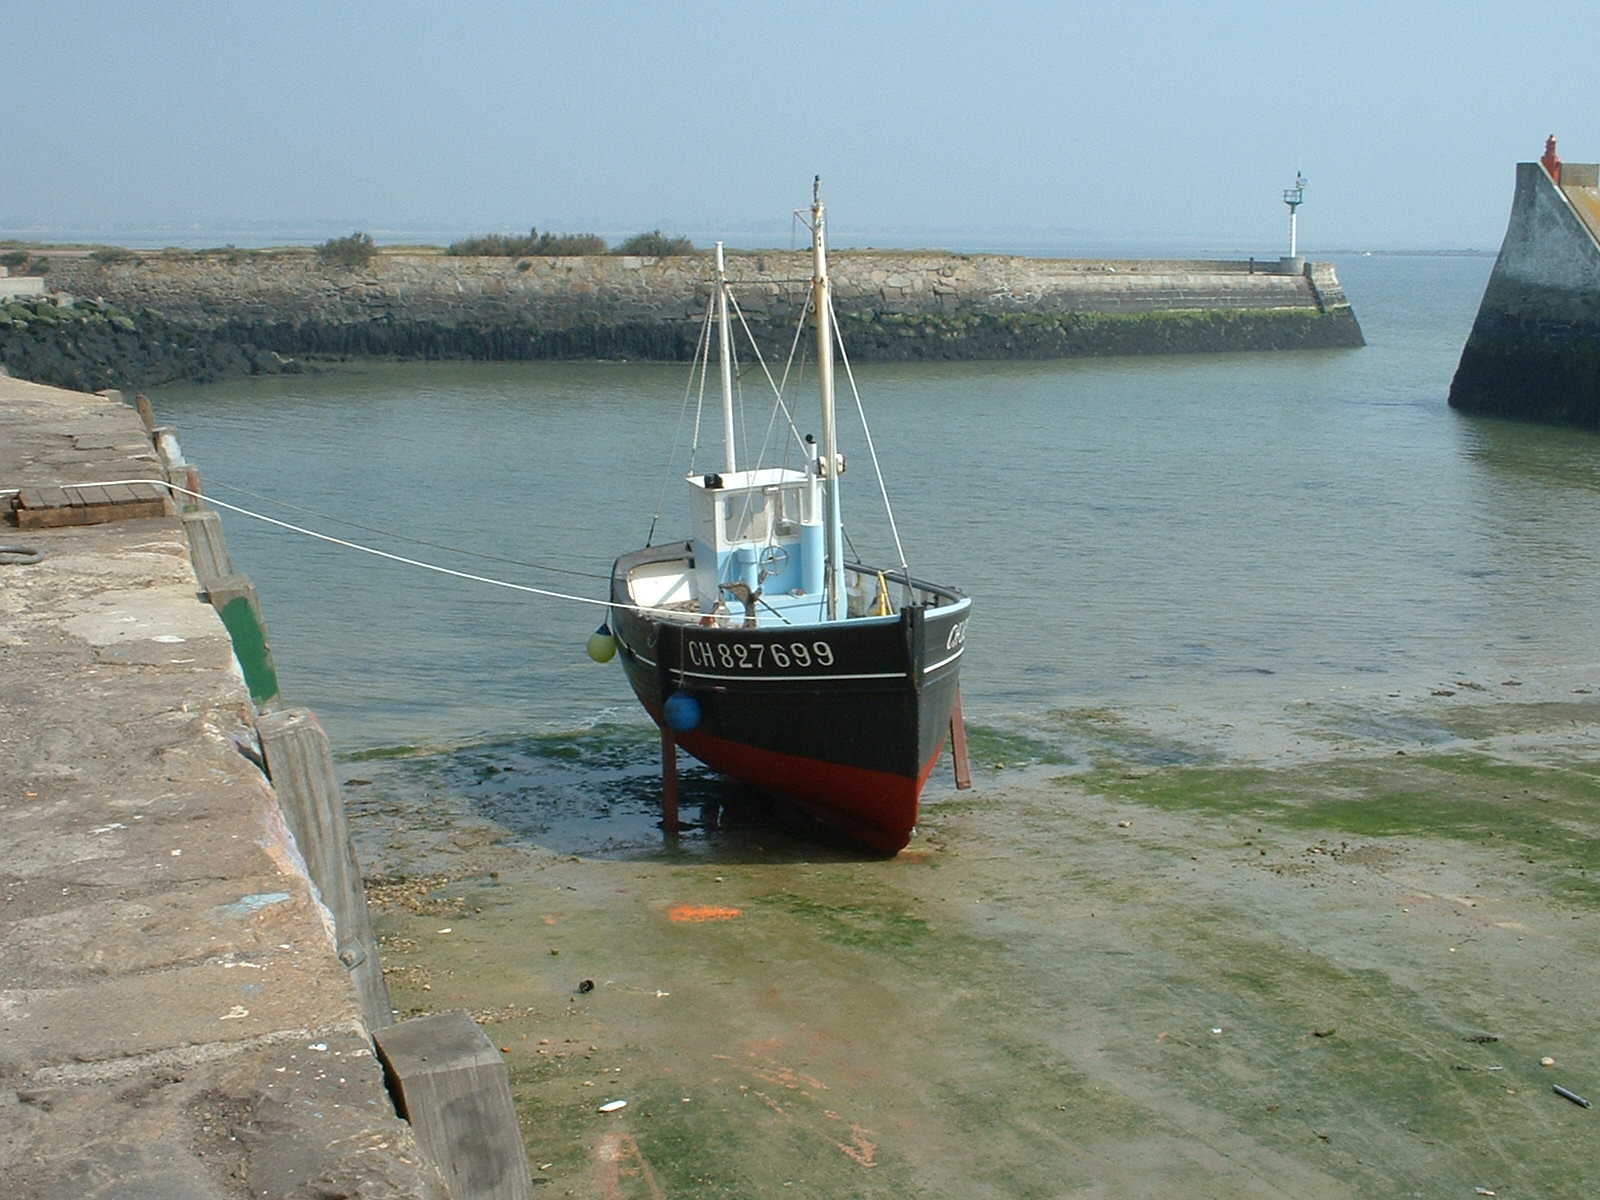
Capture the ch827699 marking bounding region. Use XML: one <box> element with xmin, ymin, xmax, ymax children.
<box><xmin>684</xmin><ymin>638</ymin><xmax>837</xmax><ymax>671</ymax></box>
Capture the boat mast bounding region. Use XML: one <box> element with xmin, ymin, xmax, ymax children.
<box><xmin>715</xmin><ymin>242</ymin><xmax>737</xmax><ymax>474</ymax></box>
<box><xmin>811</xmin><ymin>179</ymin><xmax>847</xmax><ymax>620</ymax></box>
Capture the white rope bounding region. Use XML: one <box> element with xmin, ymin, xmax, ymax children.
<box><xmin>58</xmin><ymin>478</ymin><xmax>697</xmax><ymax>620</ymax></box>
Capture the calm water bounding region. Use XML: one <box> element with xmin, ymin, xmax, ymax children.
<box><xmin>148</xmin><ymin>253</ymin><xmax>1600</xmax><ymax>1195</ymax></box>
<box><xmin>150</xmin><ymin>254</ymin><xmax>1600</xmax><ymax>753</ymax></box>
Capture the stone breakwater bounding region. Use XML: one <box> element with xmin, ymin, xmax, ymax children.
<box><xmin>24</xmin><ymin>249</ymin><xmax>1363</xmax><ymax>385</ymax></box>
<box><xmin>0</xmin><ymin>293</ymin><xmax>296</xmax><ymax>394</ymax></box>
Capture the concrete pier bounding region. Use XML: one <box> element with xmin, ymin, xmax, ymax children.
<box><xmin>1449</xmin><ymin>152</ymin><xmax>1600</xmax><ymax>426</ymax></box>
<box><xmin>0</xmin><ymin>376</ymin><xmax>450</xmax><ymax>1198</ymax></box>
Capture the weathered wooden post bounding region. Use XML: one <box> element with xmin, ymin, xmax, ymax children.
<box><xmin>256</xmin><ymin>708</ymin><xmax>392</xmax><ymax>1032</ymax></box>
<box><xmin>207</xmin><ymin>573</ymin><xmax>282</xmax><ymax>709</ymax></box>
<box><xmin>660</xmin><ymin>727</ymin><xmax>680</xmax><ymax>835</ymax></box>
<box><xmin>374</xmin><ymin>1011</ymin><xmax>532</xmax><ymax>1200</ymax></box>
<box><xmin>182</xmin><ymin>509</ymin><xmax>235</xmax><ymax>588</ymax></box>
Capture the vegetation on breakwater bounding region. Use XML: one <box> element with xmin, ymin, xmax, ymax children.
<box><xmin>443</xmin><ymin>228</ymin><xmax>694</xmax><ymax>257</ymax></box>
<box><xmin>0</xmin><ymin>295</ymin><xmax>296</xmax><ymax>392</ymax></box>
<box><xmin>1</xmin><ymin>246</ymin><xmax>51</xmax><ymax>276</ymax></box>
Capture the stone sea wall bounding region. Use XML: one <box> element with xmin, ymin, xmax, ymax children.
<box><xmin>1449</xmin><ymin>161</ymin><xmax>1600</xmax><ymax>427</ymax></box>
<box><xmin>15</xmin><ymin>248</ymin><xmax>1363</xmax><ymax>388</ymax></box>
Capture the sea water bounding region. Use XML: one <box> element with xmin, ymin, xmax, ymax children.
<box><xmin>146</xmin><ymin>252</ymin><xmax>1600</xmax><ymax>844</ymax></box>
<box><xmin>144</xmin><ymin>253</ymin><xmax>1600</xmax><ymax>1195</ymax></box>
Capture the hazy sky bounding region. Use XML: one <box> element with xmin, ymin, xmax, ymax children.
<box><xmin>5</xmin><ymin>1</ymin><xmax>1596</xmax><ymax>252</ymax></box>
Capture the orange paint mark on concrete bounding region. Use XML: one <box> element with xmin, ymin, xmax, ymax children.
<box><xmin>667</xmin><ymin>904</ymin><xmax>743</xmax><ymax>923</ymax></box>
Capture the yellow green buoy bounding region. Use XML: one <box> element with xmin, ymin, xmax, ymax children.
<box><xmin>587</xmin><ymin>624</ymin><xmax>617</xmax><ymax>663</ymax></box>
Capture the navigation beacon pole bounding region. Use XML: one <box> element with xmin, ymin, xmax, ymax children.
<box><xmin>1283</xmin><ymin>171</ymin><xmax>1307</xmax><ymax>258</ymax></box>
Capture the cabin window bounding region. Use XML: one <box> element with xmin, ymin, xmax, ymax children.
<box><xmin>719</xmin><ymin>483</ymin><xmax>807</xmax><ymax>546</ymax></box>
<box><xmin>770</xmin><ymin>485</ymin><xmax>803</xmax><ymax>534</ymax></box>
<box><xmin>723</xmin><ymin>492</ymin><xmax>769</xmax><ymax>543</ymax></box>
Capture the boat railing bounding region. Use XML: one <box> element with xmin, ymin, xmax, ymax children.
<box><xmin>847</xmin><ymin>561</ymin><xmax>967</xmax><ymax>610</ymax></box>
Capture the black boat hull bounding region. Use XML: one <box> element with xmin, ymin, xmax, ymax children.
<box><xmin>610</xmin><ymin>546</ymin><xmax>970</xmax><ymax>852</ymax></box>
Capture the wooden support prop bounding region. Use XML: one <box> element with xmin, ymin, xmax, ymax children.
<box><xmin>660</xmin><ymin>725</ymin><xmax>681</xmax><ymax>835</ymax></box>
<box><xmin>134</xmin><ymin>392</ymin><xmax>156</xmax><ymax>434</ymax></box>
<box><xmin>179</xmin><ymin>463</ymin><xmax>204</xmax><ymax>513</ymax></box>
<box><xmin>181</xmin><ymin>509</ymin><xmax>235</xmax><ymax>590</ymax></box>
<box><xmin>257</xmin><ymin>708</ymin><xmax>393</xmax><ymax>1032</ymax></box>
<box><xmin>374</xmin><ymin>1011</ymin><xmax>532</xmax><ymax>1200</ymax></box>
<box><xmin>949</xmin><ymin>687</ymin><xmax>973</xmax><ymax>790</ymax></box>
<box><xmin>205</xmin><ymin>573</ymin><xmax>282</xmax><ymax>708</ymax></box>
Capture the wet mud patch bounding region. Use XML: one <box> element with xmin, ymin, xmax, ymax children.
<box><xmin>341</xmin><ymin>723</ymin><xmax>890</xmax><ymax>866</ymax></box>
<box><xmin>971</xmin><ymin>707</ymin><xmax>1216</xmax><ymax>774</ymax></box>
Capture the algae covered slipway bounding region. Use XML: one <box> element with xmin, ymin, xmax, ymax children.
<box><xmin>352</xmin><ymin>678</ymin><xmax>1600</xmax><ymax>1198</ymax></box>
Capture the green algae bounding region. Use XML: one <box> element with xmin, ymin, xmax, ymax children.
<box><xmin>755</xmin><ymin>889</ymin><xmax>934</xmax><ymax>955</ymax></box>
<box><xmin>1083</xmin><ymin>746</ymin><xmax>1600</xmax><ymax>905</ymax></box>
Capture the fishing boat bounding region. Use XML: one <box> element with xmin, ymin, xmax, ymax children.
<box><xmin>601</xmin><ymin>182</ymin><xmax>972</xmax><ymax>853</ymax></box>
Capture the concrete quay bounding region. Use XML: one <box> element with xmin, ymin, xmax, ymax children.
<box><xmin>0</xmin><ymin>375</ymin><xmax>450</xmax><ymax>1199</ymax></box>
<box><xmin>1450</xmin><ymin>148</ymin><xmax>1600</xmax><ymax>426</ymax></box>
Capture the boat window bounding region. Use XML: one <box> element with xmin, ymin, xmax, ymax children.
<box><xmin>720</xmin><ymin>483</ymin><xmax>807</xmax><ymax>545</ymax></box>
<box><xmin>723</xmin><ymin>491</ymin><xmax>769</xmax><ymax>543</ymax></box>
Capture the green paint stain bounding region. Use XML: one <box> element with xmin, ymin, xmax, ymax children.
<box><xmin>217</xmin><ymin>594</ymin><xmax>281</xmax><ymax>705</ymax></box>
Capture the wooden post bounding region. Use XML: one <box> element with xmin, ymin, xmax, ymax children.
<box><xmin>181</xmin><ymin>509</ymin><xmax>235</xmax><ymax>590</ymax></box>
<box><xmin>949</xmin><ymin>687</ymin><xmax>972</xmax><ymax>790</ymax></box>
<box><xmin>205</xmin><ymin>573</ymin><xmax>281</xmax><ymax>709</ymax></box>
<box><xmin>153</xmin><ymin>426</ymin><xmax>184</xmax><ymax>474</ymax></box>
<box><xmin>257</xmin><ymin>708</ymin><xmax>392</xmax><ymax>1032</ymax></box>
<box><xmin>181</xmin><ymin>463</ymin><xmax>204</xmax><ymax>512</ymax></box>
<box><xmin>660</xmin><ymin>725</ymin><xmax>680</xmax><ymax>835</ymax></box>
<box><xmin>374</xmin><ymin>1011</ymin><xmax>532</xmax><ymax>1200</ymax></box>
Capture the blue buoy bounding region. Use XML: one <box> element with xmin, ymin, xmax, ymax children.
<box><xmin>586</xmin><ymin>623</ymin><xmax>616</xmax><ymax>663</ymax></box>
<box><xmin>663</xmin><ymin>691</ymin><xmax>701</xmax><ymax>733</ymax></box>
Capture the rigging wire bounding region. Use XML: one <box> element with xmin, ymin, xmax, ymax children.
<box><xmin>830</xmin><ymin>292</ymin><xmax>913</xmax><ymax>584</ymax></box>
<box><xmin>727</xmin><ymin>288</ymin><xmax>807</xmax><ymax>465</ymax></box>
<box><xmin>647</xmin><ymin>299</ymin><xmax>717</xmax><ymax>547</ymax></box>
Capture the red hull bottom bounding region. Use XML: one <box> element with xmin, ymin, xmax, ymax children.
<box><xmin>667</xmin><ymin>722</ymin><xmax>946</xmax><ymax>854</ymax></box>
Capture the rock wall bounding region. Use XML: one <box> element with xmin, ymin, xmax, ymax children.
<box><xmin>1</xmin><ymin>294</ymin><xmax>295</xmax><ymax>392</ymax></box>
<box><xmin>1449</xmin><ymin>161</ymin><xmax>1600</xmax><ymax>427</ymax></box>
<box><xmin>25</xmin><ymin>248</ymin><xmax>1362</xmax><ymax>382</ymax></box>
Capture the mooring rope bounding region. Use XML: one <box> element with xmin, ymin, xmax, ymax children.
<box><xmin>198</xmin><ymin>477</ymin><xmax>606</xmax><ymax>581</ymax></box>
<box><xmin>54</xmin><ymin>478</ymin><xmax>703</xmax><ymax>618</ymax></box>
